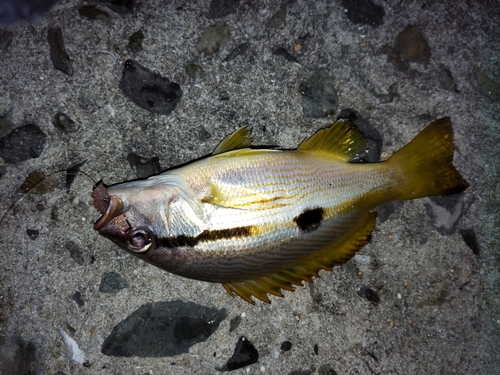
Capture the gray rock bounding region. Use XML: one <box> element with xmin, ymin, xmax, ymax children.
<box><xmin>207</xmin><ymin>0</ymin><xmax>238</xmax><ymax>19</ymax></box>
<box><xmin>99</xmin><ymin>271</ymin><xmax>129</xmax><ymax>293</ymax></box>
<box><xmin>47</xmin><ymin>27</ymin><xmax>73</xmax><ymax>76</ymax></box>
<box><xmin>197</xmin><ymin>22</ymin><xmax>230</xmax><ymax>55</ymax></box>
<box><xmin>0</xmin><ymin>124</ymin><xmax>47</xmax><ymax>164</ymax></box>
<box><xmin>341</xmin><ymin>0</ymin><xmax>385</xmax><ymax>26</ymax></box>
<box><xmin>216</xmin><ymin>336</ymin><xmax>259</xmax><ymax>372</ymax></box>
<box><xmin>300</xmin><ymin>70</ymin><xmax>338</xmax><ymax>118</ymax></box>
<box><xmin>119</xmin><ymin>59</ymin><xmax>183</xmax><ymax>115</ymax></box>
<box><xmin>0</xmin><ymin>336</ymin><xmax>44</xmax><ymax>375</ymax></box>
<box><xmin>102</xmin><ymin>301</ymin><xmax>227</xmax><ymax>357</ymax></box>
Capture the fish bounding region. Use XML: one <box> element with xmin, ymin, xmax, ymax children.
<box><xmin>92</xmin><ymin>117</ymin><xmax>469</xmax><ymax>304</ymax></box>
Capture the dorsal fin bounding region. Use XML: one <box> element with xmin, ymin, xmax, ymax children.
<box><xmin>212</xmin><ymin>126</ymin><xmax>253</xmax><ymax>155</ymax></box>
<box><xmin>222</xmin><ymin>211</ymin><xmax>377</xmax><ymax>304</ymax></box>
<box><xmin>297</xmin><ymin>119</ymin><xmax>367</xmax><ymax>161</ymax></box>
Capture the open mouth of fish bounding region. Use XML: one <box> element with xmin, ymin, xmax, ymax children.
<box><xmin>92</xmin><ymin>181</ymin><xmax>124</xmax><ymax>231</ymax></box>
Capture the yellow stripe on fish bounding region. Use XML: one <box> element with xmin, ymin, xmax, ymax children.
<box><xmin>92</xmin><ymin>118</ymin><xmax>469</xmax><ymax>304</ymax></box>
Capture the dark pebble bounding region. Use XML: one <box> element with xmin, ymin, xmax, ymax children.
<box><xmin>342</xmin><ymin>0</ymin><xmax>385</xmax><ymax>27</ymax></box>
<box><xmin>375</xmin><ymin>201</ymin><xmax>405</xmax><ymax>223</ymax></box>
<box><xmin>216</xmin><ymin>336</ymin><xmax>259</xmax><ymax>372</ymax></box>
<box><xmin>66</xmin><ymin>160</ymin><xmax>87</xmax><ymax>192</ymax></box>
<box><xmin>439</xmin><ymin>68</ymin><xmax>459</xmax><ymax>93</ymax></box>
<box><xmin>78</xmin><ymin>5</ymin><xmax>110</xmax><ymax>20</ymax></box>
<box><xmin>394</xmin><ymin>25</ymin><xmax>431</xmax><ymax>67</ymax></box>
<box><xmin>0</xmin><ymin>31</ymin><xmax>14</xmax><ymax>53</ymax></box>
<box><xmin>0</xmin><ymin>124</ymin><xmax>47</xmax><ymax>164</ymax></box>
<box><xmin>229</xmin><ymin>315</ymin><xmax>241</xmax><ymax>332</ymax></box>
<box><xmin>318</xmin><ymin>363</ymin><xmax>338</xmax><ymax>375</ymax></box>
<box><xmin>381</xmin><ymin>44</ymin><xmax>419</xmax><ymax>77</ymax></box>
<box><xmin>127</xmin><ymin>152</ymin><xmax>160</xmax><ymax>178</ymax></box>
<box><xmin>207</xmin><ymin>0</ymin><xmax>239</xmax><ymax>19</ymax></box>
<box><xmin>52</xmin><ymin>112</ymin><xmax>77</xmax><ymax>133</ymax></box>
<box><xmin>0</xmin><ymin>108</ymin><xmax>15</xmax><ymax>138</ymax></box>
<box><xmin>357</xmin><ymin>286</ymin><xmax>380</xmax><ymax>303</ymax></box>
<box><xmin>128</xmin><ymin>30</ymin><xmax>144</xmax><ymax>53</ymax></box>
<box><xmin>26</xmin><ymin>229</ymin><xmax>39</xmax><ymax>240</ymax></box>
<box><xmin>459</xmin><ymin>228</ymin><xmax>480</xmax><ymax>255</ymax></box>
<box><xmin>19</xmin><ymin>170</ymin><xmax>44</xmax><ymax>194</ymax></box>
<box><xmin>314</xmin><ymin>344</ymin><xmax>319</xmax><ymax>355</ymax></box>
<box><xmin>102</xmin><ymin>301</ymin><xmax>227</xmax><ymax>357</ymax></box>
<box><xmin>65</xmin><ymin>240</ymin><xmax>84</xmax><ymax>265</ymax></box>
<box><xmin>423</xmin><ymin>194</ymin><xmax>465</xmax><ymax>235</ymax></box>
<box><xmin>273</xmin><ymin>47</ymin><xmax>300</xmax><ymax>64</ymax></box>
<box><xmin>289</xmin><ymin>366</ymin><xmax>316</xmax><ymax>375</ymax></box>
<box><xmin>101</xmin><ymin>0</ymin><xmax>134</xmax><ymax>15</ymax></box>
<box><xmin>374</xmin><ymin>83</ymin><xmax>400</xmax><ymax>103</ymax></box>
<box><xmin>47</xmin><ymin>27</ymin><xmax>73</xmax><ymax>76</ymax></box>
<box><xmin>269</xmin><ymin>5</ymin><xmax>286</xmax><ymax>28</ymax></box>
<box><xmin>337</xmin><ymin>108</ymin><xmax>382</xmax><ymax>163</ymax></box>
<box><xmin>185</xmin><ymin>64</ymin><xmax>205</xmax><ymax>81</ymax></box>
<box><xmin>475</xmin><ymin>66</ymin><xmax>500</xmax><ymax>102</ymax></box>
<box><xmin>223</xmin><ymin>41</ymin><xmax>250</xmax><ymax>62</ymax></box>
<box><xmin>300</xmin><ymin>69</ymin><xmax>338</xmax><ymax>118</ymax></box>
<box><xmin>0</xmin><ymin>336</ymin><xmax>44</xmax><ymax>375</ymax></box>
<box><xmin>119</xmin><ymin>59</ymin><xmax>183</xmax><ymax>115</ymax></box>
<box><xmin>72</xmin><ymin>291</ymin><xmax>84</xmax><ymax>307</ymax></box>
<box><xmin>99</xmin><ymin>271</ymin><xmax>129</xmax><ymax>293</ymax></box>
<box><xmin>197</xmin><ymin>22</ymin><xmax>230</xmax><ymax>55</ymax></box>
<box><xmin>280</xmin><ymin>340</ymin><xmax>292</xmax><ymax>351</ymax></box>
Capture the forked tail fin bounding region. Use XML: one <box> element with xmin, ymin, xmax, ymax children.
<box><xmin>387</xmin><ymin>117</ymin><xmax>469</xmax><ymax>200</ymax></box>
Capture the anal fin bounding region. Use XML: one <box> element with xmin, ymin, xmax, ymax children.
<box><xmin>222</xmin><ymin>212</ymin><xmax>377</xmax><ymax>304</ymax></box>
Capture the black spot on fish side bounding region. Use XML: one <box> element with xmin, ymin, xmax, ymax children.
<box><xmin>158</xmin><ymin>226</ymin><xmax>253</xmax><ymax>248</ymax></box>
<box><xmin>294</xmin><ymin>207</ymin><xmax>324</xmax><ymax>232</ymax></box>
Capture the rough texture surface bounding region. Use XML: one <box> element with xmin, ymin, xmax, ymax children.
<box><xmin>0</xmin><ymin>0</ymin><xmax>498</xmax><ymax>374</ymax></box>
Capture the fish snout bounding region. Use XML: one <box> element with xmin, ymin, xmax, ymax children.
<box><xmin>92</xmin><ymin>182</ymin><xmax>125</xmax><ymax>231</ymax></box>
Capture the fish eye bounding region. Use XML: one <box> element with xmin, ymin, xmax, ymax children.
<box><xmin>127</xmin><ymin>228</ymin><xmax>154</xmax><ymax>253</ymax></box>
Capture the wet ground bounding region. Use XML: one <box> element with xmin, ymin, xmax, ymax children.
<box><xmin>0</xmin><ymin>0</ymin><xmax>499</xmax><ymax>374</ymax></box>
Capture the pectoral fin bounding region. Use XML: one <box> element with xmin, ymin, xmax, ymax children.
<box><xmin>222</xmin><ymin>211</ymin><xmax>377</xmax><ymax>304</ymax></box>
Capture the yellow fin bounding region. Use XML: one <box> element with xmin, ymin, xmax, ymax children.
<box><xmin>222</xmin><ymin>212</ymin><xmax>377</xmax><ymax>304</ymax></box>
<box><xmin>212</xmin><ymin>126</ymin><xmax>252</xmax><ymax>155</ymax></box>
<box><xmin>387</xmin><ymin>117</ymin><xmax>469</xmax><ymax>200</ymax></box>
<box><xmin>297</xmin><ymin>119</ymin><xmax>367</xmax><ymax>161</ymax></box>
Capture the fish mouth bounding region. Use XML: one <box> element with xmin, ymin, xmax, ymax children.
<box><xmin>92</xmin><ymin>181</ymin><xmax>124</xmax><ymax>231</ymax></box>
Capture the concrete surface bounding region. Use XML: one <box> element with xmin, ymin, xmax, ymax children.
<box><xmin>0</xmin><ymin>0</ymin><xmax>499</xmax><ymax>374</ymax></box>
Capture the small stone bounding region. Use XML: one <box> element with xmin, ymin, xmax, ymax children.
<box><xmin>78</xmin><ymin>5</ymin><xmax>110</xmax><ymax>20</ymax></box>
<box><xmin>273</xmin><ymin>47</ymin><xmax>300</xmax><ymax>64</ymax></box>
<box><xmin>300</xmin><ymin>69</ymin><xmax>338</xmax><ymax>118</ymax></box>
<box><xmin>394</xmin><ymin>25</ymin><xmax>431</xmax><ymax>67</ymax></box>
<box><xmin>229</xmin><ymin>315</ymin><xmax>241</xmax><ymax>332</ymax></box>
<box><xmin>223</xmin><ymin>42</ymin><xmax>250</xmax><ymax>62</ymax></box>
<box><xmin>374</xmin><ymin>83</ymin><xmax>400</xmax><ymax>103</ymax></box>
<box><xmin>102</xmin><ymin>301</ymin><xmax>227</xmax><ymax>357</ymax></box>
<box><xmin>342</xmin><ymin>0</ymin><xmax>385</xmax><ymax>26</ymax></box>
<box><xmin>459</xmin><ymin>228</ymin><xmax>480</xmax><ymax>255</ymax></box>
<box><xmin>65</xmin><ymin>240</ymin><xmax>84</xmax><ymax>265</ymax></box>
<box><xmin>439</xmin><ymin>68</ymin><xmax>459</xmax><ymax>93</ymax></box>
<box><xmin>52</xmin><ymin>112</ymin><xmax>78</xmax><ymax>133</ymax></box>
<box><xmin>375</xmin><ymin>201</ymin><xmax>405</xmax><ymax>223</ymax></box>
<box><xmin>185</xmin><ymin>64</ymin><xmax>205</xmax><ymax>81</ymax></box>
<box><xmin>314</xmin><ymin>344</ymin><xmax>319</xmax><ymax>355</ymax></box>
<box><xmin>119</xmin><ymin>59</ymin><xmax>183</xmax><ymax>115</ymax></box>
<box><xmin>0</xmin><ymin>108</ymin><xmax>15</xmax><ymax>138</ymax></box>
<box><xmin>47</xmin><ymin>27</ymin><xmax>73</xmax><ymax>76</ymax></box>
<box><xmin>424</xmin><ymin>194</ymin><xmax>465</xmax><ymax>235</ymax></box>
<box><xmin>269</xmin><ymin>5</ymin><xmax>286</xmax><ymax>28</ymax></box>
<box><xmin>0</xmin><ymin>124</ymin><xmax>47</xmax><ymax>164</ymax></box>
<box><xmin>197</xmin><ymin>22</ymin><xmax>230</xmax><ymax>55</ymax></box>
<box><xmin>318</xmin><ymin>364</ymin><xmax>338</xmax><ymax>375</ymax></box>
<box><xmin>127</xmin><ymin>152</ymin><xmax>160</xmax><ymax>178</ymax></box>
<box><xmin>475</xmin><ymin>66</ymin><xmax>500</xmax><ymax>102</ymax></box>
<box><xmin>99</xmin><ymin>271</ymin><xmax>129</xmax><ymax>293</ymax></box>
<box><xmin>197</xmin><ymin>126</ymin><xmax>212</xmax><ymax>142</ymax></box>
<box><xmin>128</xmin><ymin>30</ymin><xmax>144</xmax><ymax>53</ymax></box>
<box><xmin>216</xmin><ymin>336</ymin><xmax>259</xmax><ymax>372</ymax></box>
<box><xmin>72</xmin><ymin>291</ymin><xmax>84</xmax><ymax>307</ymax></box>
<box><xmin>26</xmin><ymin>229</ymin><xmax>39</xmax><ymax>240</ymax></box>
<box><xmin>280</xmin><ymin>340</ymin><xmax>292</xmax><ymax>352</ymax></box>
<box><xmin>0</xmin><ymin>31</ymin><xmax>14</xmax><ymax>53</ymax></box>
<box><xmin>207</xmin><ymin>0</ymin><xmax>239</xmax><ymax>19</ymax></box>
<box><xmin>100</xmin><ymin>0</ymin><xmax>134</xmax><ymax>15</ymax></box>
<box><xmin>357</xmin><ymin>286</ymin><xmax>380</xmax><ymax>303</ymax></box>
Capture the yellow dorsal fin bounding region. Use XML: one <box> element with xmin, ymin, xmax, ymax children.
<box><xmin>297</xmin><ymin>119</ymin><xmax>367</xmax><ymax>161</ymax></box>
<box><xmin>212</xmin><ymin>126</ymin><xmax>252</xmax><ymax>155</ymax></box>
<box><xmin>222</xmin><ymin>211</ymin><xmax>377</xmax><ymax>304</ymax></box>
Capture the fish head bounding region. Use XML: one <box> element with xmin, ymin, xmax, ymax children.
<box><xmin>92</xmin><ymin>180</ymin><xmax>177</xmax><ymax>256</ymax></box>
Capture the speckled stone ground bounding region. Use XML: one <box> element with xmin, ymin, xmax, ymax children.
<box><xmin>0</xmin><ymin>0</ymin><xmax>499</xmax><ymax>374</ymax></box>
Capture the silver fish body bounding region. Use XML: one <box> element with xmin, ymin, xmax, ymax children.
<box><xmin>93</xmin><ymin>118</ymin><xmax>468</xmax><ymax>303</ymax></box>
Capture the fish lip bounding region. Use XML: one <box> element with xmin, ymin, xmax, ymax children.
<box><xmin>92</xmin><ymin>182</ymin><xmax>125</xmax><ymax>231</ymax></box>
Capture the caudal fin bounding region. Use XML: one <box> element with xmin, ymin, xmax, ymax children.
<box><xmin>387</xmin><ymin>117</ymin><xmax>469</xmax><ymax>200</ymax></box>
